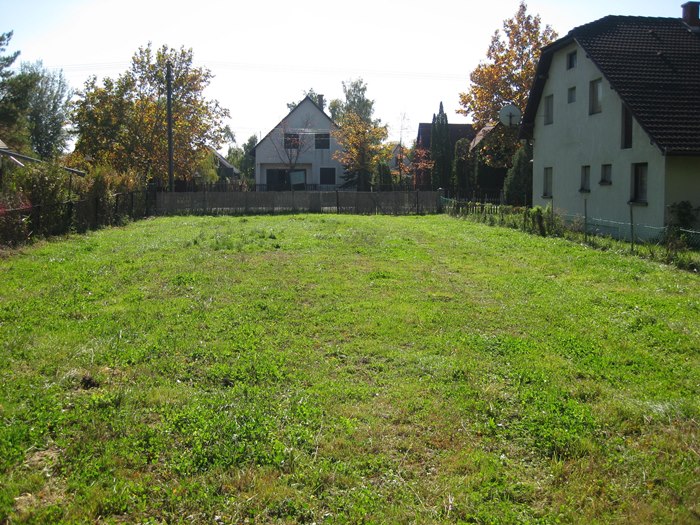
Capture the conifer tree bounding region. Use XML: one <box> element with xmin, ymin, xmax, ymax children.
<box><xmin>430</xmin><ymin>102</ymin><xmax>451</xmax><ymax>191</ymax></box>
<box><xmin>503</xmin><ymin>141</ymin><xmax>532</xmax><ymax>206</ymax></box>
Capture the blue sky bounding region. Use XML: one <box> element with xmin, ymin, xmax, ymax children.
<box><xmin>2</xmin><ymin>0</ymin><xmax>681</xmax><ymax>146</ymax></box>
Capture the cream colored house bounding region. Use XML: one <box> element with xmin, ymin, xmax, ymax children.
<box><xmin>254</xmin><ymin>96</ymin><xmax>344</xmax><ymax>191</ymax></box>
<box><xmin>521</xmin><ymin>3</ymin><xmax>700</xmax><ymax>238</ymax></box>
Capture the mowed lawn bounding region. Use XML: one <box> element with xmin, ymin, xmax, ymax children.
<box><xmin>0</xmin><ymin>214</ymin><xmax>698</xmax><ymax>524</ymax></box>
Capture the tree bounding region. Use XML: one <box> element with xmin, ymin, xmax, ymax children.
<box><xmin>503</xmin><ymin>140</ymin><xmax>532</xmax><ymax>206</ymax></box>
<box><xmin>72</xmin><ymin>43</ymin><xmax>230</xmax><ymax>184</ymax></box>
<box><xmin>430</xmin><ymin>102</ymin><xmax>451</xmax><ymax>191</ymax></box>
<box><xmin>411</xmin><ymin>143</ymin><xmax>433</xmax><ymax>190</ymax></box>
<box><xmin>329</xmin><ymin>78</ymin><xmax>377</xmax><ymax>124</ymax></box>
<box><xmin>332</xmin><ymin>112</ymin><xmax>388</xmax><ymax>191</ymax></box>
<box><xmin>0</xmin><ymin>31</ymin><xmax>37</xmax><ymax>151</ymax></box>
<box><xmin>20</xmin><ymin>61</ymin><xmax>72</xmax><ymax>159</ymax></box>
<box><xmin>287</xmin><ymin>88</ymin><xmax>325</xmax><ymax>111</ymax></box>
<box><xmin>227</xmin><ymin>134</ymin><xmax>257</xmax><ymax>185</ymax></box>
<box><xmin>452</xmin><ymin>138</ymin><xmax>475</xmax><ymax>197</ymax></box>
<box><xmin>457</xmin><ymin>2</ymin><xmax>556</xmax><ymax>166</ymax></box>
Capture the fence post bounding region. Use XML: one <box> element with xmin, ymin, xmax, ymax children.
<box><xmin>336</xmin><ymin>190</ymin><xmax>340</xmax><ymax>214</ymax></box>
<box><xmin>584</xmin><ymin>196</ymin><xmax>588</xmax><ymax>244</ymax></box>
<box><xmin>629</xmin><ymin>204</ymin><xmax>635</xmax><ymax>254</ymax></box>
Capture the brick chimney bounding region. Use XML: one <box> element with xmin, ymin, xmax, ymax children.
<box><xmin>682</xmin><ymin>2</ymin><xmax>700</xmax><ymax>26</ymax></box>
<box><xmin>317</xmin><ymin>94</ymin><xmax>324</xmax><ymax>108</ymax></box>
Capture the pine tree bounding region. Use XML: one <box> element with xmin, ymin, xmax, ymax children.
<box><xmin>503</xmin><ymin>142</ymin><xmax>532</xmax><ymax>206</ymax></box>
<box><xmin>430</xmin><ymin>102</ymin><xmax>451</xmax><ymax>191</ymax></box>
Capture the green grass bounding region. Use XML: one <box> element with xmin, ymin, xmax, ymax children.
<box><xmin>1</xmin><ymin>214</ymin><xmax>698</xmax><ymax>524</ymax></box>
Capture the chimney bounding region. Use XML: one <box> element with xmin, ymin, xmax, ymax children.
<box><xmin>317</xmin><ymin>94</ymin><xmax>324</xmax><ymax>108</ymax></box>
<box><xmin>682</xmin><ymin>2</ymin><xmax>700</xmax><ymax>26</ymax></box>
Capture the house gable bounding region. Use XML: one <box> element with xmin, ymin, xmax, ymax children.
<box><xmin>254</xmin><ymin>96</ymin><xmax>344</xmax><ymax>189</ymax></box>
<box><xmin>523</xmin><ymin>15</ymin><xmax>700</xmax><ymax>155</ymax></box>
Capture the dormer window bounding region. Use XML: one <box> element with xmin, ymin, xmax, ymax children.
<box><xmin>566</xmin><ymin>50</ymin><xmax>577</xmax><ymax>69</ymax></box>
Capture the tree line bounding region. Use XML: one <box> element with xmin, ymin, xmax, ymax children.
<box><xmin>1</xmin><ymin>1</ymin><xmax>554</xmax><ymax>206</ymax></box>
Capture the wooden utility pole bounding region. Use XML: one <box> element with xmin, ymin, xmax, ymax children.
<box><xmin>166</xmin><ymin>61</ymin><xmax>174</xmax><ymax>192</ymax></box>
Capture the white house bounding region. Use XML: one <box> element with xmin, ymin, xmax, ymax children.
<box><xmin>254</xmin><ymin>96</ymin><xmax>345</xmax><ymax>190</ymax></box>
<box><xmin>521</xmin><ymin>3</ymin><xmax>700</xmax><ymax>238</ymax></box>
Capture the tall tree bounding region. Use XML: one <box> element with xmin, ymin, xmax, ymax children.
<box><xmin>21</xmin><ymin>61</ymin><xmax>73</xmax><ymax>159</ymax></box>
<box><xmin>0</xmin><ymin>31</ymin><xmax>37</xmax><ymax>151</ymax></box>
<box><xmin>503</xmin><ymin>140</ymin><xmax>532</xmax><ymax>206</ymax></box>
<box><xmin>457</xmin><ymin>2</ymin><xmax>556</xmax><ymax>166</ymax></box>
<box><xmin>430</xmin><ymin>102</ymin><xmax>451</xmax><ymax>191</ymax></box>
<box><xmin>329</xmin><ymin>78</ymin><xmax>377</xmax><ymax>124</ymax></box>
<box><xmin>332</xmin><ymin>112</ymin><xmax>388</xmax><ymax>191</ymax></box>
<box><xmin>72</xmin><ymin>43</ymin><xmax>230</xmax><ymax>183</ymax></box>
<box><xmin>452</xmin><ymin>137</ymin><xmax>475</xmax><ymax>197</ymax></box>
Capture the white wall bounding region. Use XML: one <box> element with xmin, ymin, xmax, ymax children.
<box><xmin>532</xmin><ymin>42</ymin><xmax>667</xmax><ymax>232</ymax></box>
<box><xmin>255</xmin><ymin>98</ymin><xmax>344</xmax><ymax>187</ymax></box>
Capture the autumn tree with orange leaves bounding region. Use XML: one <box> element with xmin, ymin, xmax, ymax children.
<box><xmin>458</xmin><ymin>2</ymin><xmax>556</xmax><ymax>167</ymax></box>
<box><xmin>332</xmin><ymin>112</ymin><xmax>388</xmax><ymax>191</ymax></box>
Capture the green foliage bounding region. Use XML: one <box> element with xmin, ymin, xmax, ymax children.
<box><xmin>20</xmin><ymin>61</ymin><xmax>73</xmax><ymax>159</ymax></box>
<box><xmin>226</xmin><ymin>134</ymin><xmax>257</xmax><ymax>185</ymax></box>
<box><xmin>0</xmin><ymin>31</ymin><xmax>36</xmax><ymax>152</ymax></box>
<box><xmin>502</xmin><ymin>142</ymin><xmax>532</xmax><ymax>206</ymax></box>
<box><xmin>329</xmin><ymin>78</ymin><xmax>377</xmax><ymax>124</ymax></box>
<box><xmin>0</xmin><ymin>215</ymin><xmax>698</xmax><ymax>522</ymax></box>
<box><xmin>452</xmin><ymin>137</ymin><xmax>475</xmax><ymax>196</ymax></box>
<box><xmin>430</xmin><ymin>102</ymin><xmax>451</xmax><ymax>191</ymax></box>
<box><xmin>72</xmin><ymin>43</ymin><xmax>230</xmax><ymax>184</ymax></box>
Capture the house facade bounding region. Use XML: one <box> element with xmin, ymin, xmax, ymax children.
<box><xmin>521</xmin><ymin>3</ymin><xmax>700</xmax><ymax>238</ymax></box>
<box><xmin>254</xmin><ymin>96</ymin><xmax>344</xmax><ymax>191</ymax></box>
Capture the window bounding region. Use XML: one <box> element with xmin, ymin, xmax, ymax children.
<box><xmin>543</xmin><ymin>94</ymin><xmax>554</xmax><ymax>125</ymax></box>
<box><xmin>589</xmin><ymin>79</ymin><xmax>602</xmax><ymax>114</ymax></box>
<box><xmin>567</xmin><ymin>87</ymin><xmax>576</xmax><ymax>103</ymax></box>
<box><xmin>284</xmin><ymin>133</ymin><xmax>300</xmax><ymax>149</ymax></box>
<box><xmin>600</xmin><ymin>164</ymin><xmax>612</xmax><ymax>185</ymax></box>
<box><xmin>621</xmin><ymin>104</ymin><xmax>633</xmax><ymax>149</ymax></box>
<box><xmin>566</xmin><ymin>50</ymin><xmax>577</xmax><ymax>69</ymax></box>
<box><xmin>320</xmin><ymin>167</ymin><xmax>336</xmax><ymax>186</ymax></box>
<box><xmin>315</xmin><ymin>133</ymin><xmax>330</xmax><ymax>150</ymax></box>
<box><xmin>580</xmin><ymin>165</ymin><xmax>591</xmax><ymax>192</ymax></box>
<box><xmin>631</xmin><ymin>163</ymin><xmax>648</xmax><ymax>203</ymax></box>
<box><xmin>543</xmin><ymin>167</ymin><xmax>553</xmax><ymax>198</ymax></box>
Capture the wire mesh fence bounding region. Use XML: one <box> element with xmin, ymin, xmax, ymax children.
<box><xmin>442</xmin><ymin>197</ymin><xmax>700</xmax><ymax>250</ymax></box>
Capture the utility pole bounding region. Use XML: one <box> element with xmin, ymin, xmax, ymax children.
<box><xmin>166</xmin><ymin>61</ymin><xmax>174</xmax><ymax>192</ymax></box>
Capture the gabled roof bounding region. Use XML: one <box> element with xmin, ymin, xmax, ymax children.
<box><xmin>416</xmin><ymin>123</ymin><xmax>476</xmax><ymax>149</ymax></box>
<box><xmin>521</xmin><ymin>14</ymin><xmax>700</xmax><ymax>154</ymax></box>
<box><xmin>253</xmin><ymin>96</ymin><xmax>337</xmax><ymax>152</ymax></box>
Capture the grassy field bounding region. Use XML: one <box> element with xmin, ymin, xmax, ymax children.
<box><xmin>1</xmin><ymin>214</ymin><xmax>698</xmax><ymax>524</ymax></box>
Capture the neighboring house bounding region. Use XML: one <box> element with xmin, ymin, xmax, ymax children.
<box><xmin>415</xmin><ymin>123</ymin><xmax>475</xmax><ymax>152</ymax></box>
<box><xmin>521</xmin><ymin>2</ymin><xmax>700</xmax><ymax>237</ymax></box>
<box><xmin>254</xmin><ymin>96</ymin><xmax>344</xmax><ymax>190</ymax></box>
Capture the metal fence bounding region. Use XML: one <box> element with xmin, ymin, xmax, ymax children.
<box><xmin>155</xmin><ymin>190</ymin><xmax>444</xmax><ymax>216</ymax></box>
<box><xmin>442</xmin><ymin>196</ymin><xmax>700</xmax><ymax>249</ymax></box>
